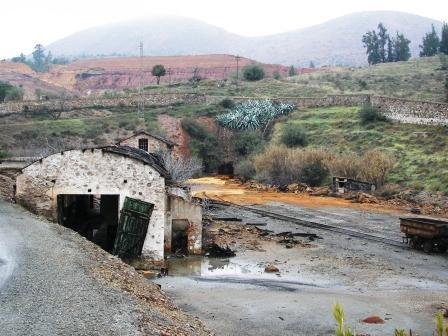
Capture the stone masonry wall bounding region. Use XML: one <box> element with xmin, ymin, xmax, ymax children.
<box><xmin>15</xmin><ymin>149</ymin><xmax>167</xmax><ymax>259</ymax></box>
<box><xmin>3</xmin><ymin>91</ymin><xmax>448</xmax><ymax>125</ymax></box>
<box><xmin>0</xmin><ymin>93</ymin><xmax>206</xmax><ymax>115</ymax></box>
<box><xmin>370</xmin><ymin>96</ymin><xmax>448</xmax><ymax>125</ymax></box>
<box><xmin>118</xmin><ymin>134</ymin><xmax>171</xmax><ymax>153</ymax></box>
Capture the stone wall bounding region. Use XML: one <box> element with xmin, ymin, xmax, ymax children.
<box><xmin>15</xmin><ymin>149</ymin><xmax>167</xmax><ymax>259</ymax></box>
<box><xmin>0</xmin><ymin>93</ymin><xmax>206</xmax><ymax>115</ymax></box>
<box><xmin>3</xmin><ymin>91</ymin><xmax>448</xmax><ymax>125</ymax></box>
<box><xmin>118</xmin><ymin>134</ymin><xmax>172</xmax><ymax>153</ymax></box>
<box><xmin>371</xmin><ymin>96</ymin><xmax>448</xmax><ymax>125</ymax></box>
<box><xmin>165</xmin><ymin>186</ymin><xmax>202</xmax><ymax>255</ymax></box>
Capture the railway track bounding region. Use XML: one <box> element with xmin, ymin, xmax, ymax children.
<box><xmin>210</xmin><ymin>199</ymin><xmax>408</xmax><ymax>249</ymax></box>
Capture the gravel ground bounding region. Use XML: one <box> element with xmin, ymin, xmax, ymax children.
<box><xmin>156</xmin><ymin>202</ymin><xmax>448</xmax><ymax>336</ymax></box>
<box><xmin>0</xmin><ymin>201</ymin><xmax>211</xmax><ymax>336</ymax></box>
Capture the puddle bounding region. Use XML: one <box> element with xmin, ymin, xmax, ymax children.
<box><xmin>166</xmin><ymin>256</ymin><xmax>265</xmax><ymax>277</ymax></box>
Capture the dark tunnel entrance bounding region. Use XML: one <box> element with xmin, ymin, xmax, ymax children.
<box><xmin>218</xmin><ymin>162</ymin><xmax>234</xmax><ymax>176</ymax></box>
<box><xmin>57</xmin><ymin>194</ymin><xmax>119</xmax><ymax>253</ymax></box>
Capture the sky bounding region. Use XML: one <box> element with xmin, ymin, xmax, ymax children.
<box><xmin>1</xmin><ymin>0</ymin><xmax>447</xmax><ymax>58</ymax></box>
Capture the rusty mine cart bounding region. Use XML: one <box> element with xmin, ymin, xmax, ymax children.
<box><xmin>400</xmin><ymin>217</ymin><xmax>448</xmax><ymax>253</ymax></box>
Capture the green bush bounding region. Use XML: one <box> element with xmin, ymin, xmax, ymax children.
<box><xmin>234</xmin><ymin>131</ymin><xmax>265</xmax><ymax>156</ymax></box>
<box><xmin>300</xmin><ymin>158</ymin><xmax>329</xmax><ymax>187</ymax></box>
<box><xmin>219</xmin><ymin>98</ymin><xmax>235</xmax><ymax>109</ymax></box>
<box><xmin>0</xmin><ymin>82</ymin><xmax>23</xmax><ymax>102</ymax></box>
<box><xmin>243</xmin><ymin>65</ymin><xmax>265</xmax><ymax>81</ymax></box>
<box><xmin>235</xmin><ymin>160</ymin><xmax>256</xmax><ymax>181</ymax></box>
<box><xmin>181</xmin><ymin>118</ymin><xmax>223</xmax><ymax>173</ymax></box>
<box><xmin>273</xmin><ymin>71</ymin><xmax>281</xmax><ymax>80</ymax></box>
<box><xmin>359</xmin><ymin>103</ymin><xmax>387</xmax><ymax>125</ymax></box>
<box><xmin>281</xmin><ymin>123</ymin><xmax>308</xmax><ymax>147</ymax></box>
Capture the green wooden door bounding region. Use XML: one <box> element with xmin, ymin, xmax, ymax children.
<box><xmin>113</xmin><ymin>197</ymin><xmax>154</xmax><ymax>258</ymax></box>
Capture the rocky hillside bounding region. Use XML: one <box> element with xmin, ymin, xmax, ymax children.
<box><xmin>45</xmin><ymin>11</ymin><xmax>443</xmax><ymax>66</ymax></box>
<box><xmin>0</xmin><ymin>55</ymin><xmax>291</xmax><ymax>96</ymax></box>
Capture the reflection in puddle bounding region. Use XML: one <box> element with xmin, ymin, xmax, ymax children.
<box><xmin>166</xmin><ymin>256</ymin><xmax>265</xmax><ymax>277</ymax></box>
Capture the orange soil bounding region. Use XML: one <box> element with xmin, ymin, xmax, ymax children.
<box><xmin>189</xmin><ymin>176</ymin><xmax>406</xmax><ymax>215</ymax></box>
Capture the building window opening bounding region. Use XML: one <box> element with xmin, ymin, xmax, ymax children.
<box><xmin>138</xmin><ymin>138</ymin><xmax>149</xmax><ymax>151</ymax></box>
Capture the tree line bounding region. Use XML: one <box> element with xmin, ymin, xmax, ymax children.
<box><xmin>11</xmin><ymin>44</ymin><xmax>69</xmax><ymax>72</ymax></box>
<box><xmin>363</xmin><ymin>22</ymin><xmax>448</xmax><ymax>65</ymax></box>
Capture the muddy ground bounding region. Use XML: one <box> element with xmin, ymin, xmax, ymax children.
<box><xmin>155</xmin><ymin>178</ymin><xmax>448</xmax><ymax>336</ymax></box>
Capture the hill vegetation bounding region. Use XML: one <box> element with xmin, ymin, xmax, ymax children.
<box><xmin>1</xmin><ymin>56</ymin><xmax>447</xmax><ymax>194</ymax></box>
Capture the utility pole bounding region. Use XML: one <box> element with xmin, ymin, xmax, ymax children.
<box><xmin>137</xmin><ymin>41</ymin><xmax>144</xmax><ymax>120</ymax></box>
<box><xmin>235</xmin><ymin>55</ymin><xmax>241</xmax><ymax>90</ymax></box>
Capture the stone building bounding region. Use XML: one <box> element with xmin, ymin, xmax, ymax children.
<box><xmin>15</xmin><ymin>145</ymin><xmax>202</xmax><ymax>260</ymax></box>
<box><xmin>332</xmin><ymin>177</ymin><xmax>376</xmax><ymax>194</ymax></box>
<box><xmin>117</xmin><ymin>131</ymin><xmax>176</xmax><ymax>153</ymax></box>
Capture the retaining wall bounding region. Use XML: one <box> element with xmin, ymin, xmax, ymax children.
<box><xmin>0</xmin><ymin>93</ymin><xmax>206</xmax><ymax>115</ymax></box>
<box><xmin>2</xmin><ymin>92</ymin><xmax>448</xmax><ymax>125</ymax></box>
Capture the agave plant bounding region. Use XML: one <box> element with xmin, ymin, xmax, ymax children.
<box><xmin>216</xmin><ymin>99</ymin><xmax>294</xmax><ymax>133</ymax></box>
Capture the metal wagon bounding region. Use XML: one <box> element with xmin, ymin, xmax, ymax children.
<box><xmin>400</xmin><ymin>217</ymin><xmax>448</xmax><ymax>253</ymax></box>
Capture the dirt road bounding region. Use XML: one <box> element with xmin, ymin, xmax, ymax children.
<box><xmin>154</xmin><ymin>177</ymin><xmax>448</xmax><ymax>336</ymax></box>
<box><xmin>0</xmin><ymin>201</ymin><xmax>211</xmax><ymax>336</ymax></box>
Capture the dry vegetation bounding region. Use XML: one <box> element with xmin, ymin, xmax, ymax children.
<box><xmin>253</xmin><ymin>145</ymin><xmax>395</xmax><ymax>187</ymax></box>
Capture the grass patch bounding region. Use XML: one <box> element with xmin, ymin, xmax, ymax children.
<box><xmin>272</xmin><ymin>106</ymin><xmax>448</xmax><ymax>192</ymax></box>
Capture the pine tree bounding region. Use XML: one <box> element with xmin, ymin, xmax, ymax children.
<box><xmin>440</xmin><ymin>23</ymin><xmax>448</xmax><ymax>55</ymax></box>
<box><xmin>420</xmin><ymin>25</ymin><xmax>440</xmax><ymax>57</ymax></box>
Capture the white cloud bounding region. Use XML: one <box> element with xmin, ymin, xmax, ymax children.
<box><xmin>1</xmin><ymin>0</ymin><xmax>447</xmax><ymax>58</ymax></box>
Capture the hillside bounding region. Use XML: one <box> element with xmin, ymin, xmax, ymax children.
<box><xmin>272</xmin><ymin>106</ymin><xmax>448</xmax><ymax>193</ymax></box>
<box><xmin>0</xmin><ymin>61</ymin><xmax>68</xmax><ymax>100</ymax></box>
<box><xmin>1</xmin><ymin>57</ymin><xmax>447</xmax><ymax>193</ymax></box>
<box><xmin>0</xmin><ymin>55</ymin><xmax>291</xmax><ymax>96</ymax></box>
<box><xmin>45</xmin><ymin>11</ymin><xmax>443</xmax><ymax>66</ymax></box>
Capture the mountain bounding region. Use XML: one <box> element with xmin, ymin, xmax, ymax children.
<box><xmin>46</xmin><ymin>11</ymin><xmax>443</xmax><ymax>66</ymax></box>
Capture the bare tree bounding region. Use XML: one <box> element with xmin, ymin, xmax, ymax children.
<box><xmin>161</xmin><ymin>151</ymin><xmax>202</xmax><ymax>184</ymax></box>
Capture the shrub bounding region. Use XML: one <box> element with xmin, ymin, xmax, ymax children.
<box><xmin>358</xmin><ymin>149</ymin><xmax>396</xmax><ymax>186</ymax></box>
<box><xmin>359</xmin><ymin>103</ymin><xmax>387</xmax><ymax>125</ymax></box>
<box><xmin>243</xmin><ymin>65</ymin><xmax>265</xmax><ymax>81</ymax></box>
<box><xmin>281</xmin><ymin>123</ymin><xmax>308</xmax><ymax>147</ymax></box>
<box><xmin>254</xmin><ymin>146</ymin><xmax>394</xmax><ymax>187</ymax></box>
<box><xmin>234</xmin><ymin>131</ymin><xmax>265</xmax><ymax>156</ymax></box>
<box><xmin>219</xmin><ymin>98</ymin><xmax>235</xmax><ymax>109</ymax></box>
<box><xmin>181</xmin><ymin>118</ymin><xmax>223</xmax><ymax>173</ymax></box>
<box><xmin>216</xmin><ymin>100</ymin><xmax>294</xmax><ymax>132</ymax></box>
<box><xmin>325</xmin><ymin>152</ymin><xmax>361</xmax><ymax>179</ymax></box>
<box><xmin>300</xmin><ymin>159</ymin><xmax>329</xmax><ymax>187</ymax></box>
<box><xmin>254</xmin><ymin>145</ymin><xmax>289</xmax><ymax>185</ymax></box>
<box><xmin>0</xmin><ymin>82</ymin><xmax>23</xmax><ymax>102</ymax></box>
<box><xmin>235</xmin><ymin>160</ymin><xmax>256</xmax><ymax>181</ymax></box>
<box><xmin>273</xmin><ymin>71</ymin><xmax>281</xmax><ymax>80</ymax></box>
<box><xmin>254</xmin><ymin>146</ymin><xmax>329</xmax><ymax>186</ymax></box>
